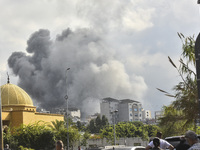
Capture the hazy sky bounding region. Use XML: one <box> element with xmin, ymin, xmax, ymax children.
<box><xmin>0</xmin><ymin>0</ymin><xmax>200</xmax><ymax>117</ymax></box>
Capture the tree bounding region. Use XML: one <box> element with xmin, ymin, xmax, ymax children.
<box><xmin>81</xmin><ymin>131</ymin><xmax>90</xmax><ymax>146</ymax></box>
<box><xmin>144</xmin><ymin>124</ymin><xmax>160</xmax><ymax>137</ymax></box>
<box><xmin>100</xmin><ymin>121</ymin><xmax>150</xmax><ymax>143</ymax></box>
<box><xmin>159</xmin><ymin>105</ymin><xmax>191</xmax><ymax>137</ymax></box>
<box><xmin>87</xmin><ymin>119</ymin><xmax>97</xmax><ymax>133</ymax></box>
<box><xmin>48</xmin><ymin>120</ymin><xmax>65</xmax><ymax>132</ymax></box>
<box><xmin>56</xmin><ymin>127</ymin><xmax>80</xmax><ymax>149</ymax></box>
<box><xmin>158</xmin><ymin>33</ymin><xmax>198</xmax><ymax>132</ymax></box>
<box><xmin>3</xmin><ymin>121</ymin><xmax>81</xmax><ymax>150</ymax></box>
<box><xmin>95</xmin><ymin>115</ymin><xmax>102</xmax><ymax>132</ymax></box>
<box><xmin>100</xmin><ymin>125</ymin><xmax>114</xmax><ymax>144</ymax></box>
<box><xmin>12</xmin><ymin>122</ymin><xmax>55</xmax><ymax>150</ymax></box>
<box><xmin>102</xmin><ymin>115</ymin><xmax>109</xmax><ymax>127</ymax></box>
<box><xmin>87</xmin><ymin>115</ymin><xmax>109</xmax><ymax>133</ymax></box>
<box><xmin>76</xmin><ymin>121</ymin><xmax>82</xmax><ymax>130</ymax></box>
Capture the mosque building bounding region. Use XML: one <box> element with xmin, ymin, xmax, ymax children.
<box><xmin>0</xmin><ymin>78</ymin><xmax>64</xmax><ymax>128</ymax></box>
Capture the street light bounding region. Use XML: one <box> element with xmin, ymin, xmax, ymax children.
<box><xmin>65</xmin><ymin>68</ymin><xmax>70</xmax><ymax>150</ymax></box>
<box><xmin>111</xmin><ymin>110</ymin><xmax>118</xmax><ymax>145</ymax></box>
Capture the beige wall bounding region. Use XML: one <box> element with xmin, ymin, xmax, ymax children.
<box><xmin>2</xmin><ymin>110</ymin><xmax>64</xmax><ymax>128</ymax></box>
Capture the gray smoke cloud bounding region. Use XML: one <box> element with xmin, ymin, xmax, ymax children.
<box><xmin>8</xmin><ymin>28</ymin><xmax>147</xmax><ymax>118</ymax></box>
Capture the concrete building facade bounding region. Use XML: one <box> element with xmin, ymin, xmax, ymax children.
<box><xmin>100</xmin><ymin>98</ymin><xmax>143</xmax><ymax>124</ymax></box>
<box><xmin>100</xmin><ymin>97</ymin><xmax>119</xmax><ymax>124</ymax></box>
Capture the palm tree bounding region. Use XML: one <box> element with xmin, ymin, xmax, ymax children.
<box><xmin>48</xmin><ymin>120</ymin><xmax>65</xmax><ymax>132</ymax></box>
<box><xmin>158</xmin><ymin>33</ymin><xmax>199</xmax><ymax>132</ymax></box>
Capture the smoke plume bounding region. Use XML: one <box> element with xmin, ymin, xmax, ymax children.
<box><xmin>8</xmin><ymin>28</ymin><xmax>147</xmax><ymax>118</ymax></box>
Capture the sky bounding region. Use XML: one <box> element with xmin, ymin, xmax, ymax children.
<box><xmin>0</xmin><ymin>0</ymin><xmax>200</xmax><ymax>118</ymax></box>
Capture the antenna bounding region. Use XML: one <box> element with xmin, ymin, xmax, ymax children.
<box><xmin>7</xmin><ymin>72</ymin><xmax>10</xmax><ymax>84</ymax></box>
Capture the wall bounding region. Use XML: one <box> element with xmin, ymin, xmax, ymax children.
<box><xmin>87</xmin><ymin>137</ymin><xmax>149</xmax><ymax>148</ymax></box>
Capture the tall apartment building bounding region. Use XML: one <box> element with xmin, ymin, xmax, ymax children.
<box><xmin>118</xmin><ymin>99</ymin><xmax>143</xmax><ymax>122</ymax></box>
<box><xmin>100</xmin><ymin>97</ymin><xmax>119</xmax><ymax>124</ymax></box>
<box><xmin>100</xmin><ymin>97</ymin><xmax>143</xmax><ymax>124</ymax></box>
<box><xmin>142</xmin><ymin>110</ymin><xmax>152</xmax><ymax>121</ymax></box>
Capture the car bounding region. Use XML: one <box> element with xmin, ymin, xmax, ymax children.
<box><xmin>165</xmin><ymin>135</ymin><xmax>200</xmax><ymax>149</ymax></box>
<box><xmin>165</xmin><ymin>136</ymin><xmax>184</xmax><ymax>148</ymax></box>
<box><xmin>102</xmin><ymin>145</ymin><xmax>145</xmax><ymax>150</ymax></box>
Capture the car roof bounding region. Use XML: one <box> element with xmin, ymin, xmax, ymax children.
<box><xmin>103</xmin><ymin>146</ymin><xmax>145</xmax><ymax>150</ymax></box>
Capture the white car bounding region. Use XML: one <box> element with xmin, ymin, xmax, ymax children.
<box><xmin>102</xmin><ymin>146</ymin><xmax>145</xmax><ymax>150</ymax></box>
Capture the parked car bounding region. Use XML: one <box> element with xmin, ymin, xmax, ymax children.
<box><xmin>165</xmin><ymin>136</ymin><xmax>184</xmax><ymax>148</ymax></box>
<box><xmin>165</xmin><ymin>135</ymin><xmax>200</xmax><ymax>149</ymax></box>
<box><xmin>102</xmin><ymin>146</ymin><xmax>145</xmax><ymax>150</ymax></box>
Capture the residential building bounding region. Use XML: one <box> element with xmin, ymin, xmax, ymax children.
<box><xmin>155</xmin><ymin>111</ymin><xmax>164</xmax><ymax>123</ymax></box>
<box><xmin>142</xmin><ymin>110</ymin><xmax>152</xmax><ymax>121</ymax></box>
<box><xmin>100</xmin><ymin>97</ymin><xmax>119</xmax><ymax>124</ymax></box>
<box><xmin>100</xmin><ymin>97</ymin><xmax>143</xmax><ymax>124</ymax></box>
<box><xmin>68</xmin><ymin>108</ymin><xmax>81</xmax><ymax>122</ymax></box>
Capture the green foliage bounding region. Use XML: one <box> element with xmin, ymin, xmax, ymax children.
<box><xmin>12</xmin><ymin>122</ymin><xmax>55</xmax><ymax>150</ymax></box>
<box><xmin>48</xmin><ymin>120</ymin><xmax>65</xmax><ymax>131</ymax></box>
<box><xmin>88</xmin><ymin>119</ymin><xmax>96</xmax><ymax>133</ymax></box>
<box><xmin>3</xmin><ymin>126</ymin><xmax>18</xmax><ymax>149</ymax></box>
<box><xmin>100</xmin><ymin>125</ymin><xmax>114</xmax><ymax>143</ymax></box>
<box><xmin>143</xmin><ymin>124</ymin><xmax>160</xmax><ymax>137</ymax></box>
<box><xmin>76</xmin><ymin>121</ymin><xmax>87</xmax><ymax>131</ymax></box>
<box><xmin>102</xmin><ymin>115</ymin><xmax>109</xmax><ymax>127</ymax></box>
<box><xmin>64</xmin><ymin>117</ymin><xmax>75</xmax><ymax>127</ymax></box>
<box><xmin>81</xmin><ymin>131</ymin><xmax>90</xmax><ymax>146</ymax></box>
<box><xmin>3</xmin><ymin>120</ymin><xmax>81</xmax><ymax>150</ymax></box>
<box><xmin>100</xmin><ymin>121</ymin><xmax>153</xmax><ymax>143</ymax></box>
<box><xmin>87</xmin><ymin>115</ymin><xmax>109</xmax><ymax>133</ymax></box>
<box><xmin>18</xmin><ymin>145</ymin><xmax>35</xmax><ymax>150</ymax></box>
<box><xmin>55</xmin><ymin>127</ymin><xmax>80</xmax><ymax>148</ymax></box>
<box><xmin>158</xmin><ymin>33</ymin><xmax>198</xmax><ymax>135</ymax></box>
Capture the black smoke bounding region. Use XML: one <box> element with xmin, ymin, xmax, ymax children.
<box><xmin>8</xmin><ymin>28</ymin><xmax>145</xmax><ymax>118</ymax></box>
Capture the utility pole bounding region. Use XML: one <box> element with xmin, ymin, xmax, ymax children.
<box><xmin>65</xmin><ymin>68</ymin><xmax>70</xmax><ymax>150</ymax></box>
<box><xmin>112</xmin><ymin>110</ymin><xmax>118</xmax><ymax>145</ymax></box>
<box><xmin>195</xmin><ymin>1</ymin><xmax>200</xmax><ymax>125</ymax></box>
<box><xmin>0</xmin><ymin>77</ymin><xmax>3</xmax><ymax>150</ymax></box>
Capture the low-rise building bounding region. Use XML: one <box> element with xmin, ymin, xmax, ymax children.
<box><xmin>1</xmin><ymin>81</ymin><xmax>64</xmax><ymax>128</ymax></box>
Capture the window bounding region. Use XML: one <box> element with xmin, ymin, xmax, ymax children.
<box><xmin>134</xmin><ymin>108</ymin><xmax>138</xmax><ymax>111</ymax></box>
<box><xmin>130</xmin><ymin>108</ymin><xmax>132</xmax><ymax>111</ymax></box>
<box><xmin>130</xmin><ymin>113</ymin><xmax>132</xmax><ymax>116</ymax></box>
<box><xmin>135</xmin><ymin>113</ymin><xmax>138</xmax><ymax>117</ymax></box>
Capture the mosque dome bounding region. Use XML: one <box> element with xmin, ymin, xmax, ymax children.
<box><xmin>1</xmin><ymin>83</ymin><xmax>33</xmax><ymax>106</ymax></box>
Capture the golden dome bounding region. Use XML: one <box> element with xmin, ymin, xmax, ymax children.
<box><xmin>1</xmin><ymin>83</ymin><xmax>33</xmax><ymax>106</ymax></box>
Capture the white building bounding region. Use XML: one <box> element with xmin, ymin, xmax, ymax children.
<box><xmin>155</xmin><ymin>111</ymin><xmax>164</xmax><ymax>123</ymax></box>
<box><xmin>100</xmin><ymin>98</ymin><xmax>143</xmax><ymax>124</ymax></box>
<box><xmin>68</xmin><ymin>108</ymin><xmax>81</xmax><ymax>122</ymax></box>
<box><xmin>118</xmin><ymin>99</ymin><xmax>143</xmax><ymax>122</ymax></box>
<box><xmin>142</xmin><ymin>110</ymin><xmax>152</xmax><ymax>121</ymax></box>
